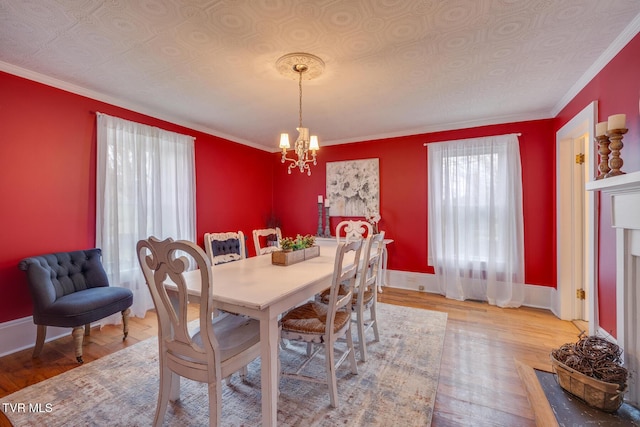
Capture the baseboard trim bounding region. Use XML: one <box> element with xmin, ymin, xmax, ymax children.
<box><xmin>0</xmin><ymin>316</ymin><xmax>70</xmax><ymax>358</ymax></box>
<box><xmin>386</xmin><ymin>269</ymin><xmax>555</xmax><ymax>311</ymax></box>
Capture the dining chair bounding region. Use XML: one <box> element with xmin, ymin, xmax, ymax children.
<box><xmin>336</xmin><ymin>220</ymin><xmax>387</xmax><ymax>293</ymax></box>
<box><xmin>317</xmin><ymin>234</ymin><xmax>384</xmax><ymax>362</ymax></box>
<box><xmin>203</xmin><ymin>231</ymin><xmax>246</xmax><ymax>265</ymax></box>
<box><xmin>335</xmin><ymin>220</ymin><xmax>372</xmax><ymax>243</ymax></box>
<box><xmin>279</xmin><ymin>240</ymin><xmax>363</xmax><ymax>408</ymax></box>
<box><xmin>136</xmin><ymin>236</ymin><xmax>261</xmax><ymax>427</ymax></box>
<box><xmin>252</xmin><ymin>227</ymin><xmax>282</xmax><ymax>256</ymax></box>
<box><xmin>353</xmin><ymin>232</ymin><xmax>384</xmax><ymax>362</ymax></box>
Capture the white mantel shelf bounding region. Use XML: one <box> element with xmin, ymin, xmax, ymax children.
<box><xmin>585</xmin><ymin>170</ymin><xmax>640</xmax><ymax>194</ymax></box>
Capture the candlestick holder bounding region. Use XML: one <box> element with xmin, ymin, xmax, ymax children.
<box><xmin>323</xmin><ymin>206</ymin><xmax>331</xmax><ymax>237</ymax></box>
<box><xmin>595</xmin><ymin>134</ymin><xmax>611</xmax><ymax>180</ymax></box>
<box><xmin>316</xmin><ymin>202</ymin><xmax>323</xmax><ymax>236</ymax></box>
<box><xmin>605</xmin><ymin>128</ymin><xmax>627</xmax><ymax>178</ymax></box>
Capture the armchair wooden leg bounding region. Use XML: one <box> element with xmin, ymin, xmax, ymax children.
<box><xmin>122</xmin><ymin>308</ymin><xmax>131</xmax><ymax>340</ymax></box>
<box><xmin>33</xmin><ymin>325</ymin><xmax>46</xmax><ymax>358</ymax></box>
<box><xmin>72</xmin><ymin>326</ymin><xmax>84</xmax><ymax>363</ymax></box>
<box><xmin>84</xmin><ymin>323</ymin><xmax>91</xmax><ymax>336</ymax></box>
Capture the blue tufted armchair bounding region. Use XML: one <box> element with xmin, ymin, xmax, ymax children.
<box><xmin>18</xmin><ymin>248</ymin><xmax>133</xmax><ymax>363</ymax></box>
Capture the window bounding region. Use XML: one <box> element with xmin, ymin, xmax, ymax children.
<box><xmin>96</xmin><ymin>113</ymin><xmax>196</xmax><ymax>320</ymax></box>
<box><xmin>427</xmin><ymin>134</ymin><xmax>524</xmax><ymax>307</ymax></box>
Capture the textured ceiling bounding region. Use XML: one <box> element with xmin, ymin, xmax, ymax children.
<box><xmin>1</xmin><ymin>0</ymin><xmax>639</xmax><ymax>151</ymax></box>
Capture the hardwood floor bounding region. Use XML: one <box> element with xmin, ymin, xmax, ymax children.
<box><xmin>0</xmin><ymin>288</ymin><xmax>580</xmax><ymax>426</ymax></box>
<box><xmin>379</xmin><ymin>289</ymin><xmax>580</xmax><ymax>426</ymax></box>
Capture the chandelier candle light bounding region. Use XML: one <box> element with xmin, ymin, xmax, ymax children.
<box><xmin>276</xmin><ymin>53</ymin><xmax>324</xmax><ymax>176</ymax></box>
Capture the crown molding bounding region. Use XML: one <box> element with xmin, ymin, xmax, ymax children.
<box><xmin>552</xmin><ymin>12</ymin><xmax>640</xmax><ymax>117</ymax></box>
<box><xmin>320</xmin><ymin>111</ymin><xmax>552</xmax><ymax>147</ymax></box>
<box><xmin>0</xmin><ymin>61</ymin><xmax>272</xmax><ymax>152</ymax></box>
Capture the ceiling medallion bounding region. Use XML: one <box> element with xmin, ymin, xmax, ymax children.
<box><xmin>276</xmin><ymin>52</ymin><xmax>325</xmax><ymax>81</ymax></box>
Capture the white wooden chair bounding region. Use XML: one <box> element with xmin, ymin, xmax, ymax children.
<box><xmin>203</xmin><ymin>231</ymin><xmax>246</xmax><ymax>265</ymax></box>
<box><xmin>335</xmin><ymin>220</ymin><xmax>372</xmax><ymax>243</ymax></box>
<box><xmin>252</xmin><ymin>227</ymin><xmax>282</xmax><ymax>256</ymax></box>
<box><xmin>279</xmin><ymin>240</ymin><xmax>363</xmax><ymax>408</ymax></box>
<box><xmin>353</xmin><ymin>232</ymin><xmax>384</xmax><ymax>362</ymax></box>
<box><xmin>136</xmin><ymin>236</ymin><xmax>261</xmax><ymax>427</ymax></box>
<box><xmin>318</xmin><ymin>234</ymin><xmax>384</xmax><ymax>362</ymax></box>
<box><xmin>336</xmin><ymin>220</ymin><xmax>387</xmax><ymax>292</ymax></box>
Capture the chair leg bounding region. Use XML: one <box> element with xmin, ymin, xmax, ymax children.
<box><xmin>207</xmin><ymin>380</ymin><xmax>223</xmax><ymax>427</ymax></box>
<box><xmin>306</xmin><ymin>342</ymin><xmax>313</xmax><ymax>357</ymax></box>
<box><xmin>84</xmin><ymin>323</ymin><xmax>91</xmax><ymax>336</ymax></box>
<box><xmin>325</xmin><ymin>339</ymin><xmax>339</xmax><ymax>408</ymax></box>
<box><xmin>122</xmin><ymin>308</ymin><xmax>131</xmax><ymax>340</ymax></box>
<box><xmin>370</xmin><ymin>302</ymin><xmax>380</xmax><ymax>343</ymax></box>
<box><xmin>239</xmin><ymin>366</ymin><xmax>249</xmax><ymax>382</ymax></box>
<box><xmin>33</xmin><ymin>325</ymin><xmax>46</xmax><ymax>358</ymax></box>
<box><xmin>169</xmin><ymin>373</ymin><xmax>181</xmax><ymax>402</ymax></box>
<box><xmin>346</xmin><ymin>327</ymin><xmax>358</xmax><ymax>376</ymax></box>
<box><xmin>154</xmin><ymin>363</ymin><xmax>173</xmax><ymax>427</ymax></box>
<box><xmin>357</xmin><ymin>308</ymin><xmax>367</xmax><ymax>362</ymax></box>
<box><xmin>72</xmin><ymin>326</ymin><xmax>84</xmax><ymax>363</ymax></box>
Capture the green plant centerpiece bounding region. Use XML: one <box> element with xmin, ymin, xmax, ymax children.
<box><xmin>272</xmin><ymin>234</ymin><xmax>319</xmax><ymax>266</ymax></box>
<box><xmin>280</xmin><ymin>234</ymin><xmax>316</xmax><ymax>252</ymax></box>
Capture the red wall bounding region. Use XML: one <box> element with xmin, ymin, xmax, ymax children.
<box><xmin>273</xmin><ymin>119</ymin><xmax>557</xmax><ymax>287</ymax></box>
<box><xmin>0</xmin><ymin>71</ymin><xmax>273</xmax><ymax>323</ymax></box>
<box><xmin>554</xmin><ymin>33</ymin><xmax>640</xmax><ymax>337</ymax></box>
<box><xmin>1</xmin><ymin>33</ymin><xmax>637</xmax><ymax>334</ymax></box>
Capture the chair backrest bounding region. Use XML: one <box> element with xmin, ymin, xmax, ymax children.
<box><xmin>335</xmin><ymin>220</ymin><xmax>373</xmax><ymax>244</ymax></box>
<box><xmin>324</xmin><ymin>240</ymin><xmax>364</xmax><ymax>334</ymax></box>
<box><xmin>137</xmin><ymin>237</ymin><xmax>218</xmax><ymax>367</ymax></box>
<box><xmin>357</xmin><ymin>232</ymin><xmax>385</xmax><ymax>297</ymax></box>
<box><xmin>203</xmin><ymin>231</ymin><xmax>246</xmax><ymax>265</ymax></box>
<box><xmin>18</xmin><ymin>249</ymin><xmax>110</xmax><ymax>315</ymax></box>
<box><xmin>252</xmin><ymin>227</ymin><xmax>282</xmax><ymax>256</ymax></box>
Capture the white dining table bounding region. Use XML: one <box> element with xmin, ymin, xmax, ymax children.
<box><xmin>171</xmin><ymin>243</ymin><xmax>346</xmax><ymax>426</ymax></box>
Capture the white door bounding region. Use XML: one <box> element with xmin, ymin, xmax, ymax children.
<box><xmin>555</xmin><ymin>101</ymin><xmax>597</xmax><ymax>329</ymax></box>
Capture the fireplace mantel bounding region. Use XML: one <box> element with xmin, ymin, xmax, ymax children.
<box><xmin>586</xmin><ymin>169</ymin><xmax>640</xmax><ymax>407</ymax></box>
<box><xmin>586</xmin><ymin>170</ymin><xmax>640</xmax><ymax>194</ymax></box>
<box><xmin>586</xmin><ymin>171</ymin><xmax>640</xmax><ymax>230</ymax></box>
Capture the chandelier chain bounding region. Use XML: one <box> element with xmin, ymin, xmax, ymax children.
<box><xmin>298</xmin><ymin>68</ymin><xmax>303</xmax><ymax>129</ymax></box>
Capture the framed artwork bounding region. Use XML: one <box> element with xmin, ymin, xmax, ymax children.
<box><xmin>326</xmin><ymin>158</ymin><xmax>379</xmax><ymax>217</ymax></box>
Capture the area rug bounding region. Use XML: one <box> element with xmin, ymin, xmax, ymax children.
<box><xmin>2</xmin><ymin>303</ymin><xmax>447</xmax><ymax>427</ymax></box>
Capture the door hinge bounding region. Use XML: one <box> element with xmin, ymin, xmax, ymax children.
<box><xmin>575</xmin><ymin>153</ymin><xmax>585</xmax><ymax>164</ymax></box>
<box><xmin>576</xmin><ymin>289</ymin><xmax>586</xmax><ymax>300</ymax></box>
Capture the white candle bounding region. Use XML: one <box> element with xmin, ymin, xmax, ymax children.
<box><xmin>325</xmin><ymin>200</ymin><xmax>330</xmax><ymax>208</ymax></box>
<box><xmin>608</xmin><ymin>114</ymin><xmax>626</xmax><ymax>130</ymax></box>
<box><xmin>318</xmin><ymin>195</ymin><xmax>323</xmax><ymax>203</ymax></box>
<box><xmin>595</xmin><ymin>121</ymin><xmax>608</xmax><ymax>137</ymax></box>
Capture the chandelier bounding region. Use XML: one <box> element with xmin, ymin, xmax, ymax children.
<box><xmin>276</xmin><ymin>53</ymin><xmax>324</xmax><ymax>176</ymax></box>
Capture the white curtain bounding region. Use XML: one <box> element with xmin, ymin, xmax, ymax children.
<box><xmin>428</xmin><ymin>134</ymin><xmax>524</xmax><ymax>308</ymax></box>
<box><xmin>96</xmin><ymin>113</ymin><xmax>196</xmax><ymax>322</ymax></box>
